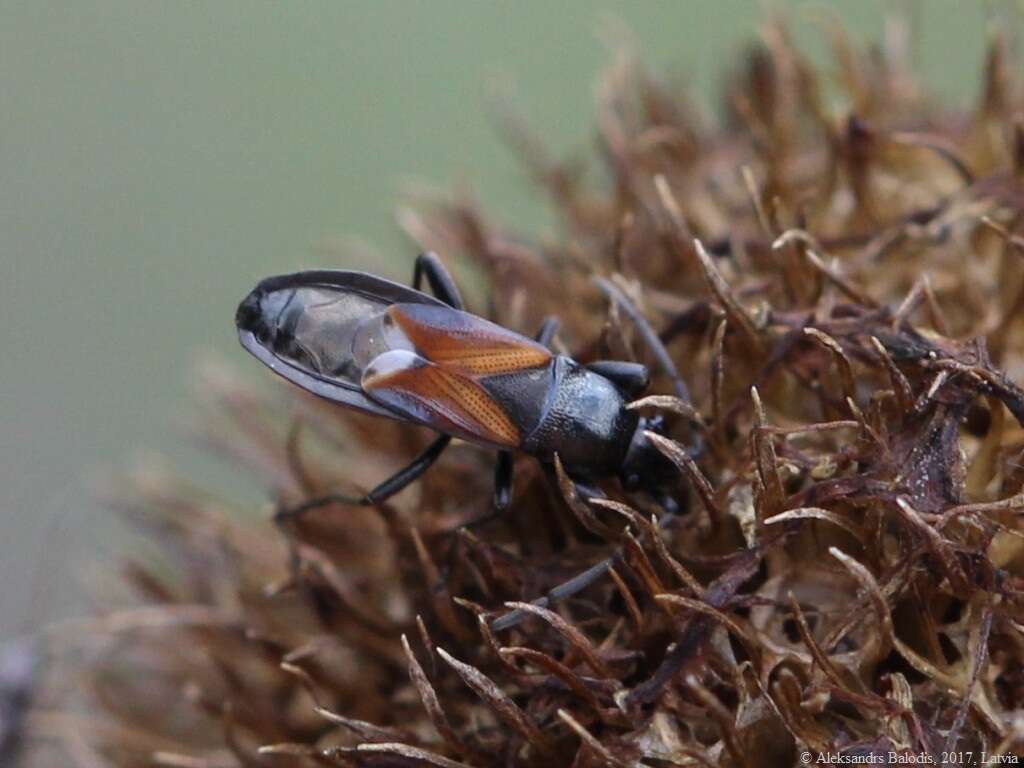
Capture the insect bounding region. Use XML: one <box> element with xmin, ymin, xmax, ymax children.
<box><xmin>236</xmin><ymin>252</ymin><xmax>689</xmax><ymax>627</ymax></box>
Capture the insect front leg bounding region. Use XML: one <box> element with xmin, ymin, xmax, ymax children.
<box><xmin>413</xmin><ymin>252</ymin><xmax>464</xmax><ymax>309</ymax></box>
<box><xmin>491</xmin><ymin>557</ymin><xmax>618</xmax><ymax>631</ymax></box>
<box><xmin>490</xmin><ymin>474</ymin><xmax>684</xmax><ymax>632</ymax></box>
<box><xmin>585</xmin><ymin>360</ymin><xmax>650</xmax><ymax>397</ymax></box>
<box><xmin>490</xmin><ymin>472</ymin><xmax>618</xmax><ymax>631</ymax></box>
<box><xmin>277</xmin><ymin>434</ymin><xmax>452</xmax><ymax>521</ymax></box>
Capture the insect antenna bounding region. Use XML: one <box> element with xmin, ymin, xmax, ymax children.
<box><xmin>593</xmin><ymin>276</ymin><xmax>692</xmax><ymax>405</ymax></box>
<box><xmin>594</xmin><ymin>276</ymin><xmax>703</xmax><ymax>458</ymax></box>
<box><xmin>490</xmin><ymin>494</ymin><xmax>680</xmax><ymax>631</ymax></box>
<box><xmin>492</xmin><ymin>287</ymin><xmax>701</xmax><ymax>631</ymax></box>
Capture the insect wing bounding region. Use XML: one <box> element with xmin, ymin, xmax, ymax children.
<box><xmin>251</xmin><ymin>270</ymin><xmax>449</xmax><ymax>308</ymax></box>
<box><xmin>239</xmin><ymin>325</ymin><xmax>396</xmax><ymax>418</ymax></box>
<box><xmin>237</xmin><ymin>271</ymin><xmax>552</xmax><ymax>441</ymax></box>
<box><xmin>236</xmin><ymin>270</ymin><xmax>447</xmax><ymax>419</ymax></box>
<box><xmin>362</xmin><ymin>349</ymin><xmax>521</xmax><ymax>447</ymax></box>
<box><xmin>388</xmin><ymin>303</ymin><xmax>551</xmax><ymax>378</ymax></box>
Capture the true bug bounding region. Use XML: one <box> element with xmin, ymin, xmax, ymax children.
<box><xmin>236</xmin><ymin>252</ymin><xmax>689</xmax><ymax>626</ymax></box>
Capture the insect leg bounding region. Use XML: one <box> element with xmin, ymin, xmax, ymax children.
<box><xmin>276</xmin><ymin>256</ymin><xmax>464</xmax><ymax>521</ymax></box>
<box><xmin>491</xmin><ymin>472</ymin><xmax>692</xmax><ymax>631</ymax></box>
<box><xmin>492</xmin><ymin>450</ymin><xmax>513</xmax><ymax>511</ymax></box>
<box><xmin>489</xmin><ymin>473</ymin><xmax>613</xmax><ymax>630</ymax></box>
<box><xmin>534</xmin><ymin>316</ymin><xmax>560</xmax><ymax>348</ymax></box>
<box><xmin>490</xmin><ymin>498</ymin><xmax>683</xmax><ymax>632</ymax></box>
<box><xmin>491</xmin><ymin>557</ymin><xmax>618</xmax><ymax>631</ymax></box>
<box><xmin>488</xmin><ymin>315</ymin><xmax>558</xmax><ymax>510</ymax></box>
<box><xmin>442</xmin><ymin>454</ymin><xmax>584</xmax><ymax>623</ymax></box>
<box><xmin>585</xmin><ymin>360</ymin><xmax>650</xmax><ymax>397</ymax></box>
<box><xmin>413</xmin><ymin>252</ymin><xmax>464</xmax><ymax>309</ymax></box>
<box><xmin>476</xmin><ymin>315</ymin><xmax>559</xmax><ymax>519</ymax></box>
<box><xmin>491</xmin><ymin>553</ymin><xmax>644</xmax><ymax>631</ymax></box>
<box><xmin>277</xmin><ymin>434</ymin><xmax>452</xmax><ymax>520</ymax></box>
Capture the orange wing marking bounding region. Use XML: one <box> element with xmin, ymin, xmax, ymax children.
<box><xmin>389</xmin><ymin>304</ymin><xmax>551</xmax><ymax>378</ymax></box>
<box><xmin>362</xmin><ymin>350</ymin><xmax>520</xmax><ymax>447</ymax></box>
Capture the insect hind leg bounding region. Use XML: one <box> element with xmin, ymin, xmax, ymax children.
<box><xmin>276</xmin><ymin>434</ymin><xmax>452</xmax><ymax>521</ymax></box>
<box><xmin>413</xmin><ymin>252</ymin><xmax>464</xmax><ymax>309</ymax></box>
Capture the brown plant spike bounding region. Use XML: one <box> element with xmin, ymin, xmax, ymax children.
<box><xmin>21</xmin><ymin>14</ymin><xmax>1024</xmax><ymax>768</ymax></box>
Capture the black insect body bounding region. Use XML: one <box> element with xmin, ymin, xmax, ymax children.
<box><xmin>236</xmin><ymin>253</ymin><xmax>684</xmax><ymax>627</ymax></box>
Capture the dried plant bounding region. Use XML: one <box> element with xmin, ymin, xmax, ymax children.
<box><xmin>21</xmin><ymin>14</ymin><xmax>1024</xmax><ymax>768</ymax></box>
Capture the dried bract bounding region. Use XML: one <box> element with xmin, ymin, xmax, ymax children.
<box><xmin>23</xmin><ymin>14</ymin><xmax>1024</xmax><ymax>768</ymax></box>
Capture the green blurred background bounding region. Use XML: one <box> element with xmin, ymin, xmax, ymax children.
<box><xmin>0</xmin><ymin>1</ymin><xmax>993</xmax><ymax>640</ymax></box>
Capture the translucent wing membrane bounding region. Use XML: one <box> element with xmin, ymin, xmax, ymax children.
<box><xmin>389</xmin><ymin>304</ymin><xmax>551</xmax><ymax>377</ymax></box>
<box><xmin>236</xmin><ymin>272</ymin><xmax>548</xmax><ymax>444</ymax></box>
<box><xmin>235</xmin><ymin>271</ymin><xmax>444</xmax><ymax>418</ymax></box>
<box><xmin>362</xmin><ymin>350</ymin><xmax>521</xmax><ymax>447</ymax></box>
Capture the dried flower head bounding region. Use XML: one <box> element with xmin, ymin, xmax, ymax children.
<box><xmin>21</xmin><ymin>14</ymin><xmax>1024</xmax><ymax>768</ymax></box>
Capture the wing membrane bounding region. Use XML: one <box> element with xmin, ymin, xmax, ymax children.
<box><xmin>362</xmin><ymin>349</ymin><xmax>521</xmax><ymax>447</ymax></box>
<box><xmin>389</xmin><ymin>304</ymin><xmax>551</xmax><ymax>378</ymax></box>
<box><xmin>236</xmin><ymin>270</ymin><xmax>447</xmax><ymax>419</ymax></box>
